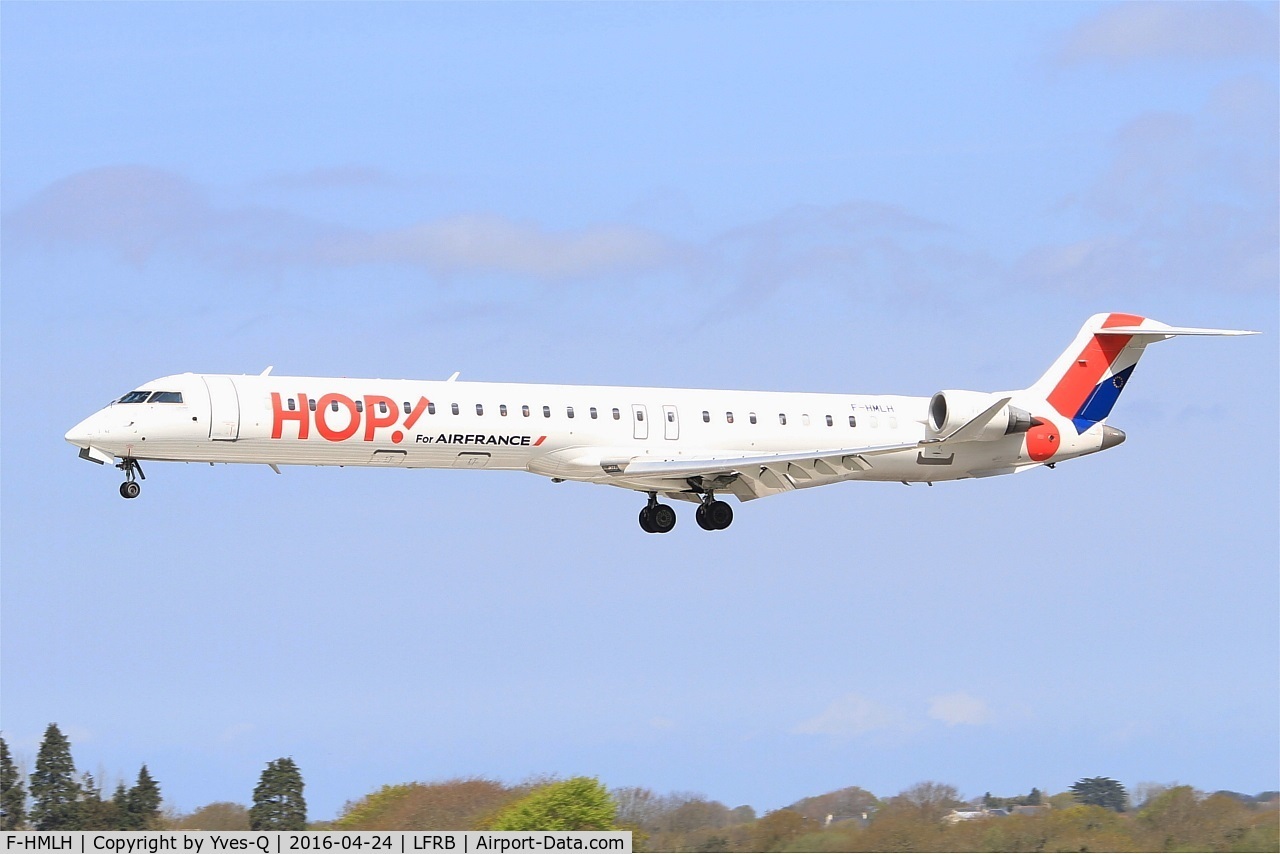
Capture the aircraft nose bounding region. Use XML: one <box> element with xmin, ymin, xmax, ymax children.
<box><xmin>65</xmin><ymin>412</ymin><xmax>104</xmax><ymax>447</ymax></box>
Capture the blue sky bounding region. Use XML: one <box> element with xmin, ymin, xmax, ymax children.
<box><xmin>2</xmin><ymin>2</ymin><xmax>1276</xmax><ymax>820</ymax></box>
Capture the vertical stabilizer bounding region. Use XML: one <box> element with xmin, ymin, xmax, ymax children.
<box><xmin>1027</xmin><ymin>313</ymin><xmax>1257</xmax><ymax>434</ymax></box>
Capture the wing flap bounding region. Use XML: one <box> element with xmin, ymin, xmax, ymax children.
<box><xmin>614</xmin><ymin>440</ymin><xmax>917</xmax><ymax>480</ymax></box>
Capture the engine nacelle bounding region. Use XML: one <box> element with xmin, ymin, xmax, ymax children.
<box><xmin>927</xmin><ymin>390</ymin><xmax>1033</xmax><ymax>442</ymax></box>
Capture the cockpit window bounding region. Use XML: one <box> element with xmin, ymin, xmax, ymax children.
<box><xmin>148</xmin><ymin>391</ymin><xmax>183</xmax><ymax>403</ymax></box>
<box><xmin>118</xmin><ymin>391</ymin><xmax>152</xmax><ymax>404</ymax></box>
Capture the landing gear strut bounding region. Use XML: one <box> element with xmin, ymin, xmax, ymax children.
<box><xmin>695</xmin><ymin>496</ymin><xmax>733</xmax><ymax>531</ymax></box>
<box><xmin>638</xmin><ymin>492</ymin><xmax>677</xmax><ymax>534</ymax></box>
<box><xmin>117</xmin><ymin>458</ymin><xmax>144</xmax><ymax>499</ymax></box>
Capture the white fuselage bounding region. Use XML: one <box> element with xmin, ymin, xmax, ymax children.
<box><xmin>64</xmin><ymin>314</ymin><xmax>1253</xmax><ymax>528</ymax></box>
<box><xmin>65</xmin><ymin>371</ymin><xmax>1101</xmax><ymax>497</ymax></box>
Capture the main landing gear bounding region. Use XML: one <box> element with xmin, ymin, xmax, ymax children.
<box><xmin>117</xmin><ymin>458</ymin><xmax>144</xmax><ymax>499</ymax></box>
<box><xmin>696</xmin><ymin>497</ymin><xmax>733</xmax><ymax>531</ymax></box>
<box><xmin>638</xmin><ymin>493</ymin><xmax>676</xmax><ymax>534</ymax></box>
<box><xmin>637</xmin><ymin>492</ymin><xmax>734</xmax><ymax>533</ymax></box>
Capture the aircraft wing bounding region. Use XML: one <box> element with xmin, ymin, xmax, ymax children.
<box><xmin>590</xmin><ymin>440</ymin><xmax>922</xmax><ymax>502</ymax></box>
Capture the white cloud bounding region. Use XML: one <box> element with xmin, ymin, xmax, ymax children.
<box><xmin>2</xmin><ymin>166</ymin><xmax>676</xmax><ymax>282</ymax></box>
<box><xmin>1057</xmin><ymin>2</ymin><xmax>1279</xmax><ymax>65</ymax></box>
<box><xmin>793</xmin><ymin>693</ymin><xmax>905</xmax><ymax>738</ymax></box>
<box><xmin>1012</xmin><ymin>80</ymin><xmax>1278</xmax><ymax>296</ymax></box>
<box><xmin>927</xmin><ymin>692</ymin><xmax>991</xmax><ymax>727</ymax></box>
<box><xmin>319</xmin><ymin>215</ymin><xmax>674</xmax><ymax>280</ymax></box>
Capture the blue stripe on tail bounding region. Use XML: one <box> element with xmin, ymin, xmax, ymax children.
<box><xmin>1071</xmin><ymin>364</ymin><xmax>1136</xmax><ymax>433</ymax></box>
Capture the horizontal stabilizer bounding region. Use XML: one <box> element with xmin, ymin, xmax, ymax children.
<box><xmin>1097</xmin><ymin>325</ymin><xmax>1258</xmax><ymax>338</ymax></box>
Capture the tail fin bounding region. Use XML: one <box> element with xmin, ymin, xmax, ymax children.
<box><xmin>1027</xmin><ymin>313</ymin><xmax>1257</xmax><ymax>434</ymax></box>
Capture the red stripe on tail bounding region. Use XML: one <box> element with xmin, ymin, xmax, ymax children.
<box><xmin>1045</xmin><ymin>313</ymin><xmax>1143</xmax><ymax>421</ymax></box>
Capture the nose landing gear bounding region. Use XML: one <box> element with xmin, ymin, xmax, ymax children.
<box><xmin>116</xmin><ymin>458</ymin><xmax>145</xmax><ymax>499</ymax></box>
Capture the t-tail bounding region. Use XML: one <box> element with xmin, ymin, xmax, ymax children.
<box><xmin>1026</xmin><ymin>312</ymin><xmax>1257</xmax><ymax>435</ymax></box>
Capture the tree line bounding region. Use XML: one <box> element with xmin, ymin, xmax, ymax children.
<box><xmin>4</xmin><ymin>725</ymin><xmax>1276</xmax><ymax>850</ymax></box>
<box><xmin>1</xmin><ymin>725</ymin><xmax>306</xmax><ymax>831</ymax></box>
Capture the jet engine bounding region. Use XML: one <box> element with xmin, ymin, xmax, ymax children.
<box><xmin>927</xmin><ymin>390</ymin><xmax>1033</xmax><ymax>442</ymax></box>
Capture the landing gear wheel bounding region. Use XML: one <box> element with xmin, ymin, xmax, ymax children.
<box><xmin>649</xmin><ymin>503</ymin><xmax>676</xmax><ymax>533</ymax></box>
<box><xmin>697</xmin><ymin>499</ymin><xmax>733</xmax><ymax>530</ymax></box>
<box><xmin>638</xmin><ymin>506</ymin><xmax>656</xmax><ymax>533</ymax></box>
<box><xmin>116</xmin><ymin>457</ymin><xmax>145</xmax><ymax>499</ymax></box>
<box><xmin>705</xmin><ymin>499</ymin><xmax>733</xmax><ymax>530</ymax></box>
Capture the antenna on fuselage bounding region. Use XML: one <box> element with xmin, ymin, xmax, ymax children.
<box><xmin>446</xmin><ymin>371</ymin><xmax>460</xmax><ymax>382</ymax></box>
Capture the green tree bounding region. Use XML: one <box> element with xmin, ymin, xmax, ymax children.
<box><xmin>748</xmin><ymin>809</ymin><xmax>815</xmax><ymax>851</ymax></box>
<box><xmin>1069</xmin><ymin>776</ymin><xmax>1129</xmax><ymax>812</ymax></box>
<box><xmin>173</xmin><ymin>802</ymin><xmax>251</xmax><ymax>831</ymax></box>
<box><xmin>125</xmin><ymin>766</ymin><xmax>162</xmax><ymax>829</ymax></box>
<box><xmin>250</xmin><ymin>758</ymin><xmax>307</xmax><ymax>830</ymax></box>
<box><xmin>489</xmin><ymin>777</ymin><xmax>616</xmax><ymax>831</ymax></box>
<box><xmin>76</xmin><ymin>773</ymin><xmax>119</xmax><ymax>830</ymax></box>
<box><xmin>30</xmin><ymin>724</ymin><xmax>81</xmax><ymax>830</ymax></box>
<box><xmin>1</xmin><ymin>736</ymin><xmax>27</xmax><ymax>829</ymax></box>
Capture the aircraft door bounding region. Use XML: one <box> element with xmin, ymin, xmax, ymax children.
<box><xmin>203</xmin><ymin>376</ymin><xmax>240</xmax><ymax>440</ymax></box>
<box><xmin>631</xmin><ymin>404</ymin><xmax>648</xmax><ymax>440</ymax></box>
<box><xmin>663</xmin><ymin>405</ymin><xmax>679</xmax><ymax>440</ymax></box>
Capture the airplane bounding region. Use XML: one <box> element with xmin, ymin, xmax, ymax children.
<box><xmin>65</xmin><ymin>313</ymin><xmax>1255</xmax><ymax>532</ymax></box>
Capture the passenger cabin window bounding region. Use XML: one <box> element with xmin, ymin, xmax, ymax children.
<box><xmin>802</xmin><ymin>414</ymin><xmax>811</xmax><ymax>426</ymax></box>
<box><xmin>428</xmin><ymin>402</ymin><xmax>437</xmax><ymax>415</ymax></box>
<box><xmin>451</xmin><ymin>403</ymin><xmax>459</xmax><ymax>415</ymax></box>
<box><xmin>379</xmin><ymin>401</ymin><xmax>388</xmax><ymax>414</ymax></box>
<box><xmin>356</xmin><ymin>400</ymin><xmax>364</xmax><ymax>413</ymax></box>
<box><xmin>287</xmin><ymin>398</ymin><xmax>297</xmax><ymax>411</ymax></box>
<box><xmin>149</xmin><ymin>391</ymin><xmax>183</xmax><ymax>403</ymax></box>
<box><xmin>567</xmin><ymin>406</ymin><xmax>575</xmax><ymax>419</ymax></box>
<box><xmin>702</xmin><ymin>410</ymin><xmax>710</xmax><ymax>422</ymax></box>
<box><xmin>476</xmin><ymin>404</ymin><xmax>484</xmax><ymax>416</ymax></box>
<box><xmin>309</xmin><ymin>400</ymin><xmax>317</xmax><ymax>412</ymax></box>
<box><xmin>404</xmin><ymin>401</ymin><xmax>412</xmax><ymax>414</ymax></box>
<box><xmin>331</xmin><ymin>400</ymin><xmax>340</xmax><ymax>412</ymax></box>
<box><xmin>849</xmin><ymin>415</ymin><xmax>857</xmax><ymax>427</ymax></box>
<box><xmin>726</xmin><ymin>412</ymin><xmax>734</xmax><ymax>423</ymax></box>
<box><xmin>637</xmin><ymin>410</ymin><xmax>645</xmax><ymax>421</ymax></box>
<box><xmin>500</xmin><ymin>405</ymin><xmax>508</xmax><ymax>416</ymax></box>
<box><xmin>825</xmin><ymin>415</ymin><xmax>833</xmax><ymax>426</ymax></box>
<box><xmin>118</xmin><ymin>391</ymin><xmax>152</xmax><ymax>404</ymax></box>
<box><xmin>779</xmin><ymin>414</ymin><xmax>787</xmax><ymax>425</ymax></box>
<box><xmin>543</xmin><ymin>405</ymin><xmax>551</xmax><ymax>418</ymax></box>
<box><xmin>522</xmin><ymin>405</ymin><xmax>530</xmax><ymax>417</ymax></box>
<box><xmin>590</xmin><ymin>407</ymin><xmax>598</xmax><ymax>419</ymax></box>
<box><xmin>612</xmin><ymin>408</ymin><xmax>620</xmax><ymax>420</ymax></box>
<box><xmin>749</xmin><ymin>413</ymin><xmax>757</xmax><ymax>424</ymax></box>
<box><xmin>667</xmin><ymin>411</ymin><xmax>675</xmax><ymax>422</ymax></box>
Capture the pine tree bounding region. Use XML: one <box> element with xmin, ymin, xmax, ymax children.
<box><xmin>77</xmin><ymin>773</ymin><xmax>117</xmax><ymax>830</ymax></box>
<box><xmin>1070</xmin><ymin>777</ymin><xmax>1129</xmax><ymax>812</ymax></box>
<box><xmin>111</xmin><ymin>784</ymin><xmax>131</xmax><ymax>829</ymax></box>
<box><xmin>1</xmin><ymin>735</ymin><xmax>27</xmax><ymax>830</ymax></box>
<box><xmin>30</xmin><ymin>724</ymin><xmax>81</xmax><ymax>830</ymax></box>
<box><xmin>250</xmin><ymin>758</ymin><xmax>306</xmax><ymax>830</ymax></box>
<box><xmin>125</xmin><ymin>766</ymin><xmax>162</xmax><ymax>829</ymax></box>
